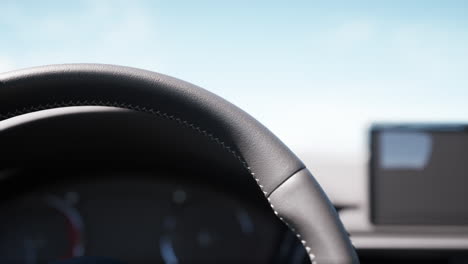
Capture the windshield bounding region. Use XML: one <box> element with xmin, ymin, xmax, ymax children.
<box><xmin>2</xmin><ymin>0</ymin><xmax>467</xmax><ymax>202</ymax></box>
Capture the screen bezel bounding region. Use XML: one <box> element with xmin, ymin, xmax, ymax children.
<box><xmin>369</xmin><ymin>123</ymin><xmax>468</xmax><ymax>225</ymax></box>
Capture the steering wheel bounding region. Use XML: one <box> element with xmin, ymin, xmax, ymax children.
<box><xmin>0</xmin><ymin>64</ymin><xmax>358</xmax><ymax>264</ymax></box>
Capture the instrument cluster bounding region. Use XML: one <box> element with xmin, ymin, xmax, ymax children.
<box><xmin>0</xmin><ymin>176</ymin><xmax>307</xmax><ymax>263</ymax></box>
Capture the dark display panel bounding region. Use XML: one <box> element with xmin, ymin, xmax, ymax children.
<box><xmin>370</xmin><ymin>124</ymin><xmax>468</xmax><ymax>225</ymax></box>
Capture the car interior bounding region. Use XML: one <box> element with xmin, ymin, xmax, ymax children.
<box><xmin>1</xmin><ymin>2</ymin><xmax>468</xmax><ymax>264</ymax></box>
<box><xmin>1</xmin><ymin>64</ymin><xmax>468</xmax><ymax>264</ymax></box>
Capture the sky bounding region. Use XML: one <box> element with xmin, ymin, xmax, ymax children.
<box><xmin>1</xmin><ymin>0</ymin><xmax>468</xmax><ymax>160</ymax></box>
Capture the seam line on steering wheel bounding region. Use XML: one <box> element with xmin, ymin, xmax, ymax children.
<box><xmin>0</xmin><ymin>100</ymin><xmax>317</xmax><ymax>263</ymax></box>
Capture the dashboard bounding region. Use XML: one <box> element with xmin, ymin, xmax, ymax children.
<box><xmin>0</xmin><ymin>171</ymin><xmax>309</xmax><ymax>264</ymax></box>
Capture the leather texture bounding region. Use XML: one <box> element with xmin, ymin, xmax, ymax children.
<box><xmin>269</xmin><ymin>169</ymin><xmax>358</xmax><ymax>264</ymax></box>
<box><xmin>0</xmin><ymin>64</ymin><xmax>359</xmax><ymax>263</ymax></box>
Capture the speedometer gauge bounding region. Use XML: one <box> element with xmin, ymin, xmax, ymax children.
<box><xmin>0</xmin><ymin>193</ymin><xmax>85</xmax><ymax>264</ymax></box>
<box><xmin>159</xmin><ymin>188</ymin><xmax>277</xmax><ymax>263</ymax></box>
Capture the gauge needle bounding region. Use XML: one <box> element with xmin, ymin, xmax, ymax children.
<box><xmin>159</xmin><ymin>235</ymin><xmax>178</xmax><ymax>264</ymax></box>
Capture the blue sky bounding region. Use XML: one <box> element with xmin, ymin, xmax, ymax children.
<box><xmin>1</xmin><ymin>0</ymin><xmax>468</xmax><ymax>158</ymax></box>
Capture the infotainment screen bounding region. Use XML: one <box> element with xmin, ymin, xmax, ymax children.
<box><xmin>370</xmin><ymin>124</ymin><xmax>468</xmax><ymax>225</ymax></box>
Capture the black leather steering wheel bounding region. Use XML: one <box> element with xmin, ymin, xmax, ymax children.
<box><xmin>0</xmin><ymin>64</ymin><xmax>358</xmax><ymax>264</ymax></box>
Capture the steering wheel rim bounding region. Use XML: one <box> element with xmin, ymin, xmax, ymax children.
<box><xmin>0</xmin><ymin>64</ymin><xmax>358</xmax><ymax>264</ymax></box>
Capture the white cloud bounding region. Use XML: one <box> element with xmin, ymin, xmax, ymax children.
<box><xmin>323</xmin><ymin>20</ymin><xmax>377</xmax><ymax>51</ymax></box>
<box><xmin>0</xmin><ymin>0</ymin><xmax>161</xmax><ymax>69</ymax></box>
<box><xmin>336</xmin><ymin>21</ymin><xmax>376</xmax><ymax>43</ymax></box>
